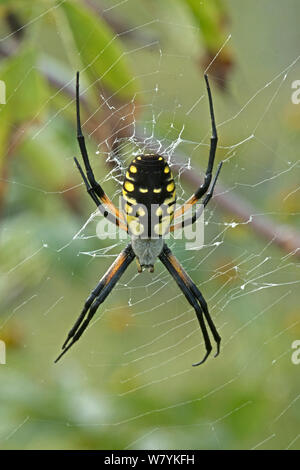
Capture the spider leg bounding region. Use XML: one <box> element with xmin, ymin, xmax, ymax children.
<box><xmin>74</xmin><ymin>156</ymin><xmax>128</xmax><ymax>232</ymax></box>
<box><xmin>170</xmin><ymin>160</ymin><xmax>223</xmax><ymax>232</ymax></box>
<box><xmin>55</xmin><ymin>244</ymin><xmax>135</xmax><ymax>363</ymax></box>
<box><xmin>159</xmin><ymin>244</ymin><xmax>221</xmax><ymax>366</ymax></box>
<box><xmin>75</xmin><ymin>71</ymin><xmax>125</xmax><ymax>223</ymax></box>
<box><xmin>173</xmin><ymin>74</ymin><xmax>218</xmax><ymax>220</ymax></box>
<box><xmin>188</xmin><ymin>282</ymin><xmax>221</xmax><ymax>358</ymax></box>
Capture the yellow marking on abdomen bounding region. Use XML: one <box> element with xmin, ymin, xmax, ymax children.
<box><xmin>125</xmin><ymin>204</ymin><xmax>133</xmax><ymax>214</ymax></box>
<box><xmin>126</xmin><ymin>172</ymin><xmax>135</xmax><ymax>181</ymax></box>
<box><xmin>128</xmin><ymin>218</ymin><xmax>144</xmax><ymax>236</ymax></box>
<box><xmin>122</xmin><ymin>191</ymin><xmax>137</xmax><ymax>205</ymax></box>
<box><xmin>130</xmin><ymin>165</ymin><xmax>137</xmax><ymax>173</ymax></box>
<box><xmin>154</xmin><ymin>217</ymin><xmax>172</xmax><ymax>236</ymax></box>
<box><xmin>137</xmin><ymin>207</ymin><xmax>146</xmax><ymax>217</ymax></box>
<box><xmin>124</xmin><ymin>181</ymin><xmax>135</xmax><ymax>192</ymax></box>
<box><xmin>164</xmin><ymin>191</ymin><xmax>176</xmax><ymax>205</ymax></box>
<box><xmin>167</xmin><ymin>182</ymin><xmax>175</xmax><ymax>192</ymax></box>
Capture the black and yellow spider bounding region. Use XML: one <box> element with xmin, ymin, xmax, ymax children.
<box><xmin>55</xmin><ymin>72</ymin><xmax>223</xmax><ymax>366</ymax></box>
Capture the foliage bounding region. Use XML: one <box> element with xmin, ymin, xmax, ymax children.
<box><xmin>0</xmin><ymin>0</ymin><xmax>299</xmax><ymax>450</ymax></box>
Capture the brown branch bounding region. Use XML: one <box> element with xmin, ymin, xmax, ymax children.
<box><xmin>171</xmin><ymin>158</ymin><xmax>300</xmax><ymax>259</ymax></box>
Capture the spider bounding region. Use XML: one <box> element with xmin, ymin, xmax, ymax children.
<box><xmin>55</xmin><ymin>72</ymin><xmax>223</xmax><ymax>366</ymax></box>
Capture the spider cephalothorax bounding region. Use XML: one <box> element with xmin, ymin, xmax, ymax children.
<box><xmin>55</xmin><ymin>72</ymin><xmax>223</xmax><ymax>366</ymax></box>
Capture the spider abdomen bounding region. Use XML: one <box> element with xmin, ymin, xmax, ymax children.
<box><xmin>122</xmin><ymin>154</ymin><xmax>176</xmax><ymax>237</ymax></box>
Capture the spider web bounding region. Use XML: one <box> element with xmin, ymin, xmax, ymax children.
<box><xmin>0</xmin><ymin>0</ymin><xmax>299</xmax><ymax>450</ymax></box>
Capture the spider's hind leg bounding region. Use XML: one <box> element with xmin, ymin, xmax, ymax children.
<box><xmin>188</xmin><ymin>283</ymin><xmax>221</xmax><ymax>358</ymax></box>
<box><xmin>55</xmin><ymin>244</ymin><xmax>135</xmax><ymax>363</ymax></box>
<box><xmin>159</xmin><ymin>244</ymin><xmax>221</xmax><ymax>366</ymax></box>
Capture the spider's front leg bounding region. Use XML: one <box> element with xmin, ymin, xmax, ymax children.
<box><xmin>55</xmin><ymin>244</ymin><xmax>135</xmax><ymax>363</ymax></box>
<box><xmin>173</xmin><ymin>74</ymin><xmax>219</xmax><ymax>221</ymax></box>
<box><xmin>75</xmin><ymin>71</ymin><xmax>126</xmax><ymax>226</ymax></box>
<box><xmin>170</xmin><ymin>160</ymin><xmax>223</xmax><ymax>232</ymax></box>
<box><xmin>159</xmin><ymin>244</ymin><xmax>221</xmax><ymax>365</ymax></box>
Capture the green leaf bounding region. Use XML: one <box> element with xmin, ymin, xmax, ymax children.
<box><xmin>183</xmin><ymin>0</ymin><xmax>230</xmax><ymax>54</ymax></box>
<box><xmin>61</xmin><ymin>0</ymin><xmax>139</xmax><ymax>100</ymax></box>
<box><xmin>0</xmin><ymin>46</ymin><xmax>47</xmax><ymax>165</ymax></box>
<box><xmin>20</xmin><ymin>128</ymin><xmax>69</xmax><ymax>191</ymax></box>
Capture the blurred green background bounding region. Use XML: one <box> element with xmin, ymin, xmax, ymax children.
<box><xmin>0</xmin><ymin>0</ymin><xmax>299</xmax><ymax>450</ymax></box>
